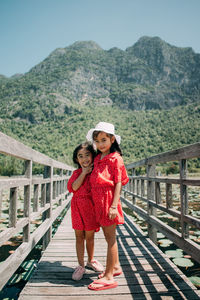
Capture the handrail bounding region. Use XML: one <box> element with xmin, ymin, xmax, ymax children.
<box><xmin>0</xmin><ymin>131</ymin><xmax>73</xmax><ymax>170</ymax></box>
<box><xmin>122</xmin><ymin>142</ymin><xmax>200</xmax><ymax>264</ymax></box>
<box><xmin>126</xmin><ymin>142</ymin><xmax>200</xmax><ymax>168</ymax></box>
<box><xmin>0</xmin><ymin>131</ymin><xmax>74</xmax><ymax>290</ymax></box>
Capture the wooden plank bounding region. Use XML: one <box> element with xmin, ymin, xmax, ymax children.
<box><xmin>121</xmin><ymin>196</ymin><xmax>200</xmax><ymax>264</ymax></box>
<box><xmin>127</xmin><ymin>176</ymin><xmax>200</xmax><ymax>186</ymax></box>
<box><xmin>0</xmin><ymin>189</ymin><xmax>2</xmax><ymax>216</ymax></box>
<box><xmin>23</xmin><ymin>160</ymin><xmax>32</xmax><ymax>242</ymax></box>
<box><xmin>0</xmin><ymin>178</ymin><xmax>31</xmax><ymax>189</ymax></box>
<box><xmin>124</xmin><ymin>189</ymin><xmax>200</xmax><ymax>229</ymax></box>
<box><xmin>19</xmin><ymin>282</ymin><xmax>200</xmax><ymax>295</ymax></box>
<box><xmin>9</xmin><ymin>187</ymin><xmax>18</xmax><ymax>227</ymax></box>
<box><xmin>0</xmin><ymin>218</ymin><xmax>29</xmax><ymax>247</ymax></box>
<box><xmin>0</xmin><ymin>131</ymin><xmax>73</xmax><ymax>170</ymax></box>
<box><xmin>126</xmin><ymin>142</ymin><xmax>200</xmax><ymax>169</ymax></box>
<box><xmin>18</xmin><ymin>291</ymin><xmax>200</xmax><ymax>300</ymax></box>
<box><xmin>26</xmin><ymin>272</ymin><xmax>189</xmax><ymax>286</ymax></box>
<box><xmin>180</xmin><ymin>159</ymin><xmax>189</xmax><ymax>238</ymax></box>
<box><xmin>18</xmin><ymin>212</ymin><xmax>200</xmax><ymax>300</ymax></box>
<box><xmin>0</xmin><ymin>199</ymin><xmax>71</xmax><ymax>290</ymax></box>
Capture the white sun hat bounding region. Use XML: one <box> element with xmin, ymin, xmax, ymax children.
<box><xmin>86</xmin><ymin>122</ymin><xmax>121</xmax><ymax>144</ymax></box>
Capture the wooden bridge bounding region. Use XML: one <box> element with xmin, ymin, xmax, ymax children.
<box><xmin>0</xmin><ymin>131</ymin><xmax>200</xmax><ymax>299</ymax></box>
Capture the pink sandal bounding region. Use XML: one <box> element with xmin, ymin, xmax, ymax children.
<box><xmin>88</xmin><ymin>280</ymin><xmax>118</xmax><ymax>291</ymax></box>
<box><xmin>86</xmin><ymin>259</ymin><xmax>104</xmax><ymax>272</ymax></box>
<box><xmin>72</xmin><ymin>265</ymin><xmax>85</xmax><ymax>281</ymax></box>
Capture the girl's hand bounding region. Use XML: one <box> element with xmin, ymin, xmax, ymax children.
<box><xmin>109</xmin><ymin>206</ymin><xmax>118</xmax><ymax>220</ymax></box>
<box><xmin>82</xmin><ymin>163</ymin><xmax>93</xmax><ymax>175</ymax></box>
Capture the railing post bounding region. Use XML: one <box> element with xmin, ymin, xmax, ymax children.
<box><xmin>0</xmin><ymin>190</ymin><xmax>3</xmax><ymax>217</ymax></box>
<box><xmin>132</xmin><ymin>168</ymin><xmax>136</xmax><ymax>205</ymax></box>
<box><xmin>141</xmin><ymin>179</ymin><xmax>144</xmax><ymax>199</ymax></box>
<box><xmin>33</xmin><ymin>184</ymin><xmax>39</xmax><ymax>212</ymax></box>
<box><xmin>155</xmin><ymin>182</ymin><xmax>161</xmax><ymax>204</ymax></box>
<box><xmin>53</xmin><ymin>180</ymin><xmax>56</xmax><ymax>201</ymax></box>
<box><xmin>59</xmin><ymin>169</ymin><xmax>63</xmax><ymax>205</ymax></box>
<box><xmin>137</xmin><ymin>179</ymin><xmax>140</xmax><ymax>196</ymax></box>
<box><xmin>147</xmin><ymin>164</ymin><xmax>157</xmax><ymax>244</ymax></box>
<box><xmin>180</xmin><ymin>159</ymin><xmax>189</xmax><ymax>238</ymax></box>
<box><xmin>41</xmin><ymin>183</ymin><xmax>46</xmax><ymax>207</ymax></box>
<box><xmin>9</xmin><ymin>187</ymin><xmax>18</xmax><ymax>227</ymax></box>
<box><xmin>166</xmin><ymin>183</ymin><xmax>173</xmax><ymax>209</ymax></box>
<box><xmin>42</xmin><ymin>165</ymin><xmax>53</xmax><ymax>250</ymax></box>
<box><xmin>23</xmin><ymin>160</ymin><xmax>32</xmax><ymax>242</ymax></box>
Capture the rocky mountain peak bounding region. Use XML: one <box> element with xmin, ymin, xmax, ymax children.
<box><xmin>68</xmin><ymin>41</ymin><xmax>102</xmax><ymax>51</ymax></box>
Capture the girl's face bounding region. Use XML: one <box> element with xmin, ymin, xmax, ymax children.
<box><xmin>77</xmin><ymin>147</ymin><xmax>93</xmax><ymax>168</ymax></box>
<box><xmin>94</xmin><ymin>132</ymin><xmax>115</xmax><ymax>156</ymax></box>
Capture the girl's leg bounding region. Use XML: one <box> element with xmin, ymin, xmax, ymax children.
<box><xmin>88</xmin><ymin>224</ymin><xmax>117</xmax><ymax>288</ymax></box>
<box><xmin>102</xmin><ymin>224</ymin><xmax>118</xmax><ymax>280</ymax></box>
<box><xmin>85</xmin><ymin>230</ymin><xmax>95</xmax><ymax>262</ymax></box>
<box><xmin>113</xmin><ymin>242</ymin><xmax>122</xmax><ymax>274</ymax></box>
<box><xmin>98</xmin><ymin>231</ymin><xmax>121</xmax><ymax>278</ymax></box>
<box><xmin>75</xmin><ymin>230</ymin><xmax>85</xmax><ymax>267</ymax></box>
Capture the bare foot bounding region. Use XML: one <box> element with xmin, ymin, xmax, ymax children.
<box><xmin>98</xmin><ymin>267</ymin><xmax>122</xmax><ymax>279</ymax></box>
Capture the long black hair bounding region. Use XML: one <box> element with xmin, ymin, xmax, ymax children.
<box><xmin>73</xmin><ymin>142</ymin><xmax>96</xmax><ymax>168</ymax></box>
<box><xmin>92</xmin><ymin>131</ymin><xmax>122</xmax><ymax>156</ymax></box>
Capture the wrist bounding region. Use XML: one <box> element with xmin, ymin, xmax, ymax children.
<box><xmin>111</xmin><ymin>206</ymin><xmax>117</xmax><ymax>209</ymax></box>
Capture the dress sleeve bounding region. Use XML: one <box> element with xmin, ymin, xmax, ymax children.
<box><xmin>113</xmin><ymin>156</ymin><xmax>129</xmax><ymax>186</ymax></box>
<box><xmin>67</xmin><ymin>169</ymin><xmax>80</xmax><ymax>193</ymax></box>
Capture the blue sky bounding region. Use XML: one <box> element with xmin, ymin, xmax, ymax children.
<box><xmin>0</xmin><ymin>0</ymin><xmax>200</xmax><ymax>77</ymax></box>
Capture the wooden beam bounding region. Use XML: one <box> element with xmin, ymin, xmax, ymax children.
<box><xmin>126</xmin><ymin>142</ymin><xmax>200</xmax><ymax>169</ymax></box>
<box><xmin>0</xmin><ymin>131</ymin><xmax>73</xmax><ymax>170</ymax></box>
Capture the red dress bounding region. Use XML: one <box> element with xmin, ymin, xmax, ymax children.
<box><xmin>67</xmin><ymin>169</ymin><xmax>100</xmax><ymax>231</ymax></box>
<box><xmin>90</xmin><ymin>152</ymin><xmax>129</xmax><ymax>227</ymax></box>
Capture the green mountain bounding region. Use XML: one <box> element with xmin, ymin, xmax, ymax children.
<box><xmin>0</xmin><ymin>36</ymin><xmax>200</xmax><ymax>174</ymax></box>
<box><xmin>1</xmin><ymin>36</ymin><xmax>200</xmax><ymax>123</ymax></box>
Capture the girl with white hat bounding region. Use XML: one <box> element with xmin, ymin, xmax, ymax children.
<box><xmin>86</xmin><ymin>122</ymin><xmax>129</xmax><ymax>291</ymax></box>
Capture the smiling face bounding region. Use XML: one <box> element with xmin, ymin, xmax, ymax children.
<box><xmin>93</xmin><ymin>131</ymin><xmax>115</xmax><ymax>157</ymax></box>
<box><xmin>76</xmin><ymin>147</ymin><xmax>93</xmax><ymax>168</ymax></box>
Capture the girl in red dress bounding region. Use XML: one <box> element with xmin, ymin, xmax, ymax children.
<box><xmin>86</xmin><ymin>122</ymin><xmax>129</xmax><ymax>291</ymax></box>
<box><xmin>67</xmin><ymin>142</ymin><xmax>104</xmax><ymax>281</ymax></box>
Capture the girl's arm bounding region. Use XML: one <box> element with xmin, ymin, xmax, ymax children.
<box><xmin>72</xmin><ymin>164</ymin><xmax>93</xmax><ymax>191</ymax></box>
<box><xmin>109</xmin><ymin>182</ymin><xmax>122</xmax><ymax>220</ymax></box>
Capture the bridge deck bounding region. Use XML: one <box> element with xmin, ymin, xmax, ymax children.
<box><xmin>19</xmin><ymin>211</ymin><xmax>200</xmax><ymax>300</ymax></box>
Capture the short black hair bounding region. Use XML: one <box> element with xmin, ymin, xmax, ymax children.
<box><xmin>73</xmin><ymin>142</ymin><xmax>96</xmax><ymax>168</ymax></box>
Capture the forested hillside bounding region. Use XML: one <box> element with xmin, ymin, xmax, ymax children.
<box><xmin>0</xmin><ymin>36</ymin><xmax>199</xmax><ymax>174</ymax></box>
<box><xmin>0</xmin><ymin>103</ymin><xmax>199</xmax><ymax>175</ymax></box>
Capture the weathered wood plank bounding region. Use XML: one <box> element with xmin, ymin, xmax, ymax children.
<box><xmin>0</xmin><ymin>199</ymin><xmax>71</xmax><ymax>290</ymax></box>
<box><xmin>18</xmin><ymin>291</ymin><xmax>200</xmax><ymax>300</ymax></box>
<box><xmin>19</xmin><ymin>282</ymin><xmax>200</xmax><ymax>295</ymax></box>
<box><xmin>0</xmin><ymin>218</ymin><xmax>29</xmax><ymax>247</ymax></box>
<box><xmin>127</xmin><ymin>176</ymin><xmax>200</xmax><ymax>186</ymax></box>
<box><xmin>121</xmin><ymin>196</ymin><xmax>200</xmax><ymax>264</ymax></box>
<box><xmin>0</xmin><ymin>178</ymin><xmax>31</xmax><ymax>189</ymax></box>
<box><xmin>126</xmin><ymin>142</ymin><xmax>200</xmax><ymax>168</ymax></box>
<box><xmin>0</xmin><ymin>189</ymin><xmax>2</xmax><ymax>216</ymax></box>
<box><xmin>19</xmin><ymin>212</ymin><xmax>200</xmax><ymax>300</ymax></box>
<box><xmin>0</xmin><ymin>131</ymin><xmax>73</xmax><ymax>170</ymax></box>
<box><xmin>124</xmin><ymin>189</ymin><xmax>200</xmax><ymax>230</ymax></box>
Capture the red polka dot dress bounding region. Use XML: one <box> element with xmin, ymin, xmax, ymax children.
<box><xmin>67</xmin><ymin>169</ymin><xmax>100</xmax><ymax>231</ymax></box>
<box><xmin>90</xmin><ymin>152</ymin><xmax>129</xmax><ymax>227</ymax></box>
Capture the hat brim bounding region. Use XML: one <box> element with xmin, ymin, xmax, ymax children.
<box><xmin>86</xmin><ymin>129</ymin><xmax>121</xmax><ymax>144</ymax></box>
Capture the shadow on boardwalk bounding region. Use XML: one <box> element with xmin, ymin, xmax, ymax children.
<box><xmin>117</xmin><ymin>215</ymin><xmax>200</xmax><ymax>299</ymax></box>
<box><xmin>19</xmin><ymin>212</ymin><xmax>200</xmax><ymax>300</ymax></box>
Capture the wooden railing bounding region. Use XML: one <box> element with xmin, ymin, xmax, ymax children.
<box><xmin>0</xmin><ymin>131</ymin><xmax>74</xmax><ymax>290</ymax></box>
<box><xmin>121</xmin><ymin>142</ymin><xmax>200</xmax><ymax>264</ymax></box>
